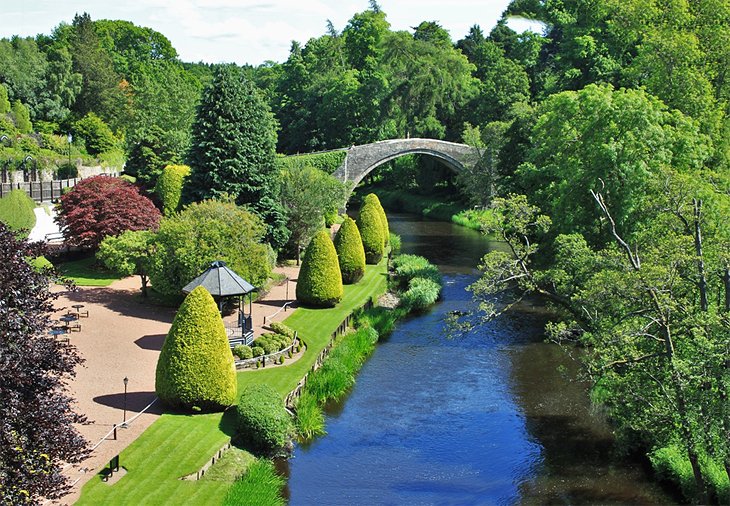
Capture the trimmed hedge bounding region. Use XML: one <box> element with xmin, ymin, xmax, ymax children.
<box><xmin>363</xmin><ymin>193</ymin><xmax>389</xmax><ymax>246</ymax></box>
<box><xmin>155</xmin><ymin>286</ymin><xmax>237</xmax><ymax>412</ymax></box>
<box><xmin>0</xmin><ymin>189</ymin><xmax>36</xmax><ymax>233</ymax></box>
<box><xmin>269</xmin><ymin>321</ymin><xmax>295</xmax><ymax>340</ymax></box>
<box><xmin>334</xmin><ymin>216</ymin><xmax>366</xmax><ymax>284</ymax></box>
<box><xmin>155</xmin><ymin>164</ymin><xmax>190</xmax><ymax>216</ymax></box>
<box><xmin>276</xmin><ymin>150</ymin><xmax>346</xmax><ymax>174</ymax></box>
<box><xmin>236</xmin><ymin>384</ymin><xmax>291</xmax><ymax>451</ymax></box>
<box><xmin>296</xmin><ymin>229</ymin><xmax>343</xmax><ymax>307</ymax></box>
<box><xmin>357</xmin><ymin>200</ymin><xmax>385</xmax><ymax>264</ymax></box>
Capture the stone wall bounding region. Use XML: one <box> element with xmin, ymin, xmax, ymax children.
<box><xmin>332</xmin><ymin>138</ymin><xmax>480</xmax><ymax>186</ymax></box>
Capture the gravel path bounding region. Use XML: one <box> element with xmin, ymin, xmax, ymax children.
<box><xmin>58</xmin><ymin>265</ymin><xmax>299</xmax><ymax>504</ymax></box>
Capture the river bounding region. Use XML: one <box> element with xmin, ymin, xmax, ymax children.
<box><xmin>281</xmin><ymin>213</ymin><xmax>675</xmax><ymax>505</ymax></box>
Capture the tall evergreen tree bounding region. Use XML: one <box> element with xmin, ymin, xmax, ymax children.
<box><xmin>185</xmin><ymin>65</ymin><xmax>289</xmax><ymax>249</ymax></box>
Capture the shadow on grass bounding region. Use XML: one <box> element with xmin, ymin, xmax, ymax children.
<box><xmin>219</xmin><ymin>407</ymin><xmax>239</xmax><ymax>439</ymax></box>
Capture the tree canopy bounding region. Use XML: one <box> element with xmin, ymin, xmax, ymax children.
<box><xmin>0</xmin><ymin>224</ymin><xmax>88</xmax><ymax>502</ymax></box>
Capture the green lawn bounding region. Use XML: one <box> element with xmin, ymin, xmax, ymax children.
<box><xmin>76</xmin><ymin>259</ymin><xmax>387</xmax><ymax>504</ymax></box>
<box><xmin>56</xmin><ymin>257</ymin><xmax>122</xmax><ymax>286</ymax></box>
<box><xmin>237</xmin><ymin>259</ymin><xmax>388</xmax><ymax>396</ymax></box>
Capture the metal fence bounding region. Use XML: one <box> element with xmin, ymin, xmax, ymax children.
<box><xmin>0</xmin><ymin>173</ymin><xmax>118</xmax><ymax>202</ymax></box>
<box><xmin>0</xmin><ymin>178</ymin><xmax>79</xmax><ymax>202</ymax></box>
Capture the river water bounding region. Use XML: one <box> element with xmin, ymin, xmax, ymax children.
<box><xmin>282</xmin><ymin>213</ymin><xmax>675</xmax><ymax>505</ymax></box>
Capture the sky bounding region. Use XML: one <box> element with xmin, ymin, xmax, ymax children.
<box><xmin>0</xmin><ymin>0</ymin><xmax>541</xmax><ymax>66</ymax></box>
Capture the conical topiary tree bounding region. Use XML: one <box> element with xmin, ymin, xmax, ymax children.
<box><xmin>155</xmin><ymin>164</ymin><xmax>191</xmax><ymax>216</ymax></box>
<box><xmin>364</xmin><ymin>193</ymin><xmax>389</xmax><ymax>247</ymax></box>
<box><xmin>155</xmin><ymin>286</ymin><xmax>236</xmax><ymax>411</ymax></box>
<box><xmin>296</xmin><ymin>229</ymin><xmax>343</xmax><ymax>307</ymax></box>
<box><xmin>357</xmin><ymin>200</ymin><xmax>385</xmax><ymax>264</ymax></box>
<box><xmin>334</xmin><ymin>216</ymin><xmax>366</xmax><ymax>284</ymax></box>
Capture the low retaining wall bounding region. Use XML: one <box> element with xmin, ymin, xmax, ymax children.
<box><xmin>234</xmin><ymin>336</ymin><xmax>301</xmax><ymax>370</ymax></box>
<box><xmin>284</xmin><ymin>298</ymin><xmax>374</xmax><ymax>409</ymax></box>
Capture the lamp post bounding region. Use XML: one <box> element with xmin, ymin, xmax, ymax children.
<box><xmin>122</xmin><ymin>376</ymin><xmax>129</xmax><ymax>427</ymax></box>
<box><xmin>67</xmin><ymin>133</ymin><xmax>72</xmax><ymax>168</ymax></box>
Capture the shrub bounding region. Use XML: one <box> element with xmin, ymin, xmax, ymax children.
<box><xmin>148</xmin><ymin>199</ymin><xmax>271</xmax><ymax>296</ymax></box>
<box><xmin>56</xmin><ymin>162</ymin><xmax>78</xmax><ymax>180</ymax></box>
<box><xmin>252</xmin><ymin>346</ymin><xmax>264</xmax><ymax>357</ymax></box>
<box><xmin>72</xmin><ymin>112</ymin><xmax>117</xmax><ymax>155</ymax></box>
<box><xmin>333</xmin><ymin>216</ymin><xmax>366</xmax><ymax>284</ymax></box>
<box><xmin>0</xmin><ymin>84</ymin><xmax>9</xmax><ymax>114</ymax></box>
<box><xmin>276</xmin><ymin>150</ymin><xmax>346</xmax><ymax>174</ymax></box>
<box><xmin>269</xmin><ymin>321</ymin><xmax>295</xmax><ymax>340</ymax></box>
<box><xmin>155</xmin><ymin>164</ymin><xmax>190</xmax><ymax>216</ymax></box>
<box><xmin>400</xmin><ymin>277</ymin><xmax>442</xmax><ymax>312</ymax></box>
<box><xmin>0</xmin><ymin>189</ymin><xmax>36</xmax><ymax>233</ymax></box>
<box><xmin>296</xmin><ymin>229</ymin><xmax>343</xmax><ymax>307</ymax></box>
<box><xmin>233</xmin><ymin>345</ymin><xmax>253</xmax><ymax>360</ymax></box>
<box><xmin>363</xmin><ymin>193</ymin><xmax>389</xmax><ymax>247</ymax></box>
<box><xmin>155</xmin><ymin>286</ymin><xmax>237</xmax><ymax>412</ymax></box>
<box><xmin>11</xmin><ymin>100</ymin><xmax>32</xmax><ymax>134</ymax></box>
<box><xmin>277</xmin><ymin>355</ymin><xmax>284</xmax><ymax>364</ymax></box>
<box><xmin>357</xmin><ymin>200</ymin><xmax>385</xmax><ymax>264</ymax></box>
<box><xmin>650</xmin><ymin>445</ymin><xmax>730</xmax><ymax>504</ymax></box>
<box><xmin>392</xmin><ymin>254</ymin><xmax>442</xmax><ymax>287</ymax></box>
<box><xmin>223</xmin><ymin>459</ymin><xmax>285</xmax><ymax>506</ymax></box>
<box><xmin>236</xmin><ymin>384</ymin><xmax>291</xmax><ymax>451</ymax></box>
<box><xmin>389</xmin><ymin>233</ymin><xmax>402</xmax><ymax>255</ymax></box>
<box><xmin>56</xmin><ymin>176</ymin><xmax>161</xmax><ymax>250</ymax></box>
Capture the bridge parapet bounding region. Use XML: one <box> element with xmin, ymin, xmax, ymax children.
<box><xmin>332</xmin><ymin>138</ymin><xmax>480</xmax><ymax>186</ymax></box>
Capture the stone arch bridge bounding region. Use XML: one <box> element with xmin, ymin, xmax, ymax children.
<box><xmin>330</xmin><ymin>138</ymin><xmax>480</xmax><ymax>187</ymax></box>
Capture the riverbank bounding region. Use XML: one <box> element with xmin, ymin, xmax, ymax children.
<box><xmin>75</xmin><ymin>259</ymin><xmax>388</xmax><ymax>504</ymax></box>
<box><xmin>372</xmin><ymin>188</ymin><xmax>494</xmax><ymax>232</ymax></box>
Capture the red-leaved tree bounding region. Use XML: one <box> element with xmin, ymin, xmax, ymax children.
<box><xmin>56</xmin><ymin>176</ymin><xmax>161</xmax><ymax>249</ymax></box>
<box><xmin>0</xmin><ymin>223</ymin><xmax>89</xmax><ymax>502</ymax></box>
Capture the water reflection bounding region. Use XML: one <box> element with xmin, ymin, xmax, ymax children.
<box><xmin>284</xmin><ymin>214</ymin><xmax>673</xmax><ymax>505</ymax></box>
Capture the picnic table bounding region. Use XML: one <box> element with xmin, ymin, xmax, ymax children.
<box><xmin>70</xmin><ymin>304</ymin><xmax>89</xmax><ymax>318</ymax></box>
<box><xmin>59</xmin><ymin>314</ymin><xmax>81</xmax><ymax>332</ymax></box>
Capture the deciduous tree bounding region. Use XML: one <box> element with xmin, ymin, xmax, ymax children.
<box><xmin>56</xmin><ymin>175</ymin><xmax>161</xmax><ymax>249</ymax></box>
<box><xmin>0</xmin><ymin>223</ymin><xmax>88</xmax><ymax>503</ymax></box>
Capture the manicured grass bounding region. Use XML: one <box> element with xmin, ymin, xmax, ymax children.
<box><xmin>56</xmin><ymin>257</ymin><xmax>122</xmax><ymax>286</ymax></box>
<box><xmin>77</xmin><ymin>411</ymin><xmax>237</xmax><ymax>505</ymax></box>
<box><xmin>0</xmin><ymin>189</ymin><xmax>36</xmax><ymax>234</ymax></box>
<box><xmin>75</xmin><ymin>259</ymin><xmax>387</xmax><ymax>504</ymax></box>
<box><xmin>237</xmin><ymin>258</ymin><xmax>388</xmax><ymax>396</ymax></box>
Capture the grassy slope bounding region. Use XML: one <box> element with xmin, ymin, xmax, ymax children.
<box><xmin>76</xmin><ymin>259</ymin><xmax>387</xmax><ymax>504</ymax></box>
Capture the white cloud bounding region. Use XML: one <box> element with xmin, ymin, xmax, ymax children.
<box><xmin>0</xmin><ymin>0</ymin><xmax>516</xmax><ymax>65</ymax></box>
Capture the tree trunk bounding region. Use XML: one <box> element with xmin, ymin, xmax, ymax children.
<box><xmin>140</xmin><ymin>275</ymin><xmax>148</xmax><ymax>298</ymax></box>
<box><xmin>693</xmin><ymin>199</ymin><xmax>708</xmax><ymax>312</ymax></box>
<box><xmin>296</xmin><ymin>244</ymin><xmax>301</xmax><ymax>266</ymax></box>
<box><xmin>687</xmin><ymin>446</ymin><xmax>708</xmax><ymax>505</ymax></box>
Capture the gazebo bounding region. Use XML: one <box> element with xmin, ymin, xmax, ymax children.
<box><xmin>182</xmin><ymin>260</ymin><xmax>255</xmax><ymax>346</ymax></box>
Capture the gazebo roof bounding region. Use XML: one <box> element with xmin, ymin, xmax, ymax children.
<box><xmin>182</xmin><ymin>261</ymin><xmax>255</xmax><ymax>297</ymax></box>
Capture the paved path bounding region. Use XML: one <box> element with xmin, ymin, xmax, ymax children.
<box><xmin>28</xmin><ymin>204</ymin><xmax>60</xmax><ymax>242</ymax></box>
<box><xmin>57</xmin><ymin>265</ymin><xmax>299</xmax><ymax>504</ymax></box>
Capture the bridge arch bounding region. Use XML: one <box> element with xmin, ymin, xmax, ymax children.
<box><xmin>331</xmin><ymin>138</ymin><xmax>480</xmax><ymax>188</ymax></box>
